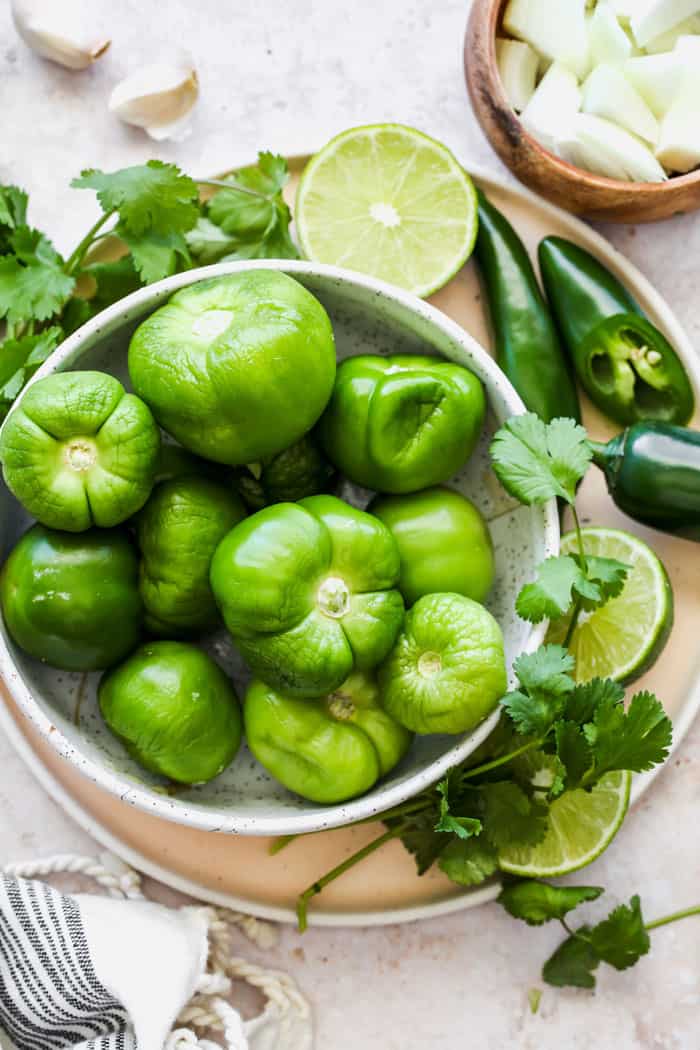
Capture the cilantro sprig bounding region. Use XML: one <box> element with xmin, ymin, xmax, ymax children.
<box><xmin>499</xmin><ymin>880</ymin><xmax>700</xmax><ymax>991</ymax></box>
<box><xmin>0</xmin><ymin>153</ymin><xmax>298</xmax><ymax>419</ymax></box>
<box><xmin>292</xmin><ymin>647</ymin><xmax>672</xmax><ymax>929</ymax></box>
<box><xmin>491</xmin><ymin>413</ymin><xmax>630</xmax><ymax>640</ymax></box>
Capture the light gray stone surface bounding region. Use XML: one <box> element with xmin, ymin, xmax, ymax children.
<box><xmin>1</xmin><ymin>1</ymin><xmax>699</xmax><ymax>1047</ymax></box>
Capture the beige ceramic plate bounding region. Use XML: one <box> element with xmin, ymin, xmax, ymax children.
<box><xmin>2</xmin><ymin>157</ymin><xmax>700</xmax><ymax>926</ymax></box>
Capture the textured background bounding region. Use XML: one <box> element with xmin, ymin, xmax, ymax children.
<box><xmin>1</xmin><ymin>1</ymin><xmax>700</xmax><ymax>1047</ymax></box>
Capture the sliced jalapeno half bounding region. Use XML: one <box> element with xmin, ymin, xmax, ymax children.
<box><xmin>577</xmin><ymin>313</ymin><xmax>695</xmax><ymax>426</ymax></box>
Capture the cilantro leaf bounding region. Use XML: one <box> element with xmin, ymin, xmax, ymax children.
<box><xmin>516</xmin><ymin>556</ymin><xmax>587</xmax><ymax>623</ymax></box>
<box><xmin>511</xmin><ymin>748</ymin><xmax>566</xmax><ymax>800</ymax></box>
<box><xmin>437</xmin><ymin>835</ymin><xmax>498</xmax><ymax>886</ymax></box>
<box><xmin>564</xmin><ymin>678</ymin><xmax>625</xmax><ymax>726</ymax></box>
<box><xmin>83</xmin><ymin>255</ymin><xmax>143</xmax><ymax>312</ymax></box>
<box><xmin>434</xmin><ymin>779</ymin><xmax>482</xmax><ymax>839</ymax></box>
<box><xmin>184</xmin><ymin>217</ymin><xmax>238</xmax><ymax>265</ymax></box>
<box><xmin>72</xmin><ymin>161</ymin><xmax>200</xmax><ymax>236</ymax></box>
<box><xmin>554</xmin><ymin>720</ymin><xmax>593</xmax><ymax>789</ymax></box>
<box><xmin>393</xmin><ymin>811</ymin><xmax>448</xmax><ymax>875</ymax></box>
<box><xmin>0</xmin><ymin>185</ymin><xmax>28</xmax><ymax>253</ymax></box>
<box><xmin>502</xmin><ymin>646</ymin><xmax>575</xmax><ymax>736</ymax></box>
<box><xmin>196</xmin><ymin>154</ymin><xmax>298</xmax><ymax>264</ymax></box>
<box><xmin>542</xmin><ymin>928</ymin><xmax>600</xmax><ymax>988</ymax></box>
<box><xmin>0</xmin><ymin>227</ymin><xmax>75</xmax><ymax>323</ymax></box>
<box><xmin>0</xmin><ymin>326</ymin><xmax>62</xmax><ymax>417</ymax></box>
<box><xmin>583</xmin><ymin>690</ymin><xmax>673</xmax><ymax>777</ymax></box>
<box><xmin>479</xmin><ymin>782</ymin><xmax>549</xmax><ymax>850</ymax></box>
<box><xmin>498</xmin><ymin>881</ymin><xmax>603</xmax><ymax>926</ymax></box>
<box><xmin>514</xmin><ymin>645</ymin><xmax>576</xmax><ymax>696</ymax></box>
<box><xmin>490</xmin><ymin>414</ymin><xmax>592</xmax><ymax>506</ymax></box>
<box><xmin>578</xmin><ymin>555</ymin><xmax>629</xmax><ymax>608</ymax></box>
<box><xmin>589</xmin><ymin>896</ymin><xmax>650</xmax><ymax>971</ymax></box>
<box><xmin>119</xmin><ymin>228</ymin><xmax>191</xmax><ymax>284</ymax></box>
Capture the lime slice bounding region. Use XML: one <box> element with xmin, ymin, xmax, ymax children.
<box><xmin>547</xmin><ymin>526</ymin><xmax>673</xmax><ymax>684</ymax></box>
<box><xmin>295</xmin><ymin>124</ymin><xmax>478</xmax><ymax>297</ymax></box>
<box><xmin>499</xmin><ymin>770</ymin><xmax>631</xmax><ymax>878</ymax></box>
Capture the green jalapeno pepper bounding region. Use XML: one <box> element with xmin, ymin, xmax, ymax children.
<box><xmin>474</xmin><ymin>193</ymin><xmax>580</xmax><ymax>423</ymax></box>
<box><xmin>590</xmin><ymin>422</ymin><xmax>700</xmax><ymax>540</ymax></box>
<box><xmin>539</xmin><ymin>236</ymin><xmax>694</xmax><ymax>426</ymax></box>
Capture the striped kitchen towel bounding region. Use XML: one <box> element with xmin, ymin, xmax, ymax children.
<box><xmin>0</xmin><ymin>874</ymin><xmax>312</xmax><ymax>1050</ymax></box>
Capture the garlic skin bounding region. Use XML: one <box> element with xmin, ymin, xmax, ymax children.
<box><xmin>109</xmin><ymin>57</ymin><xmax>199</xmax><ymax>142</ymax></box>
<box><xmin>11</xmin><ymin>0</ymin><xmax>110</xmax><ymax>71</ymax></box>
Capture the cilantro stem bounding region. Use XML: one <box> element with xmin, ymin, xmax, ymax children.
<box><xmin>296</xmin><ymin>826</ymin><xmax>404</xmax><ymax>931</ymax></box>
<box><xmin>64</xmin><ymin>209</ymin><xmax>116</xmax><ymax>276</ymax></box>
<box><xmin>563</xmin><ymin>598</ymin><xmax>582</xmax><ymax>649</ymax></box>
<box><xmin>197</xmin><ymin>178</ymin><xmax>272</xmax><ymax>202</ymax></box>
<box><xmin>571</xmin><ymin>505</ymin><xmax>587</xmax><ymax>573</ymax></box>
<box><xmin>270</xmin><ymin>797</ymin><xmax>432</xmax><ymax>856</ymax></box>
<box><xmin>460</xmin><ymin>737</ymin><xmax>544</xmax><ymax>780</ymax></box>
<box><xmin>645</xmin><ymin>905</ymin><xmax>700</xmax><ymax>931</ymax></box>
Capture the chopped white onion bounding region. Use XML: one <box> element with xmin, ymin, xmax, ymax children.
<box><xmin>521</xmin><ymin>62</ymin><xmax>582</xmax><ymax>155</ymax></box>
<box><xmin>496</xmin><ymin>38</ymin><xmax>539</xmax><ymax>111</ymax></box>
<box><xmin>503</xmin><ymin>0</ymin><xmax>590</xmax><ymax>78</ymax></box>
<box><xmin>656</xmin><ymin>73</ymin><xmax>700</xmax><ymax>171</ymax></box>
<box><xmin>588</xmin><ymin>1</ymin><xmax>632</xmax><ymax>63</ymax></box>
<box><xmin>630</xmin><ymin>0</ymin><xmax>700</xmax><ymax>47</ymax></box>
<box><xmin>558</xmin><ymin>113</ymin><xmax>668</xmax><ymax>182</ymax></box>
<box><xmin>582</xmin><ymin>63</ymin><xmax>659</xmax><ymax>144</ymax></box>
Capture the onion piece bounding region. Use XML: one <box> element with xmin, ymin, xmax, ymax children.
<box><xmin>582</xmin><ymin>63</ymin><xmax>659</xmax><ymax>145</ymax></box>
<box><xmin>623</xmin><ymin>54</ymin><xmax>685</xmax><ymax>118</ymax></box>
<box><xmin>496</xmin><ymin>37</ymin><xmax>539</xmax><ymax>111</ymax></box>
<box><xmin>588</xmin><ymin>1</ymin><xmax>632</xmax><ymax>64</ymax></box>
<box><xmin>656</xmin><ymin>73</ymin><xmax>700</xmax><ymax>172</ymax></box>
<box><xmin>630</xmin><ymin>0</ymin><xmax>700</xmax><ymax>48</ymax></box>
<box><xmin>521</xmin><ymin>62</ymin><xmax>582</xmax><ymax>155</ymax></box>
<box><xmin>503</xmin><ymin>0</ymin><xmax>590</xmax><ymax>78</ymax></box>
<box><xmin>558</xmin><ymin>113</ymin><xmax>668</xmax><ymax>182</ymax></box>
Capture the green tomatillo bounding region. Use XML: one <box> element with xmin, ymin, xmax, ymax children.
<box><xmin>378</xmin><ymin>592</ymin><xmax>507</xmax><ymax>734</ymax></box>
<box><xmin>244</xmin><ymin>670</ymin><xmax>413</xmax><ymax>803</ymax></box>
<box><xmin>318</xmin><ymin>353</ymin><xmax>486</xmax><ymax>493</ymax></box>
<box><xmin>210</xmin><ymin>494</ymin><xmax>404</xmax><ymax>698</ymax></box>
<box><xmin>137</xmin><ymin>477</ymin><xmax>247</xmax><ymax>636</ymax></box>
<box><xmin>99</xmin><ymin>641</ymin><xmax>242</xmax><ymax>785</ymax></box>
<box><xmin>370</xmin><ymin>486</ymin><xmax>495</xmax><ymax>606</ymax></box>
<box><xmin>128</xmin><ymin>270</ymin><xmax>337</xmax><ymax>465</ymax></box>
<box><xmin>0</xmin><ymin>371</ymin><xmax>160</xmax><ymax>532</ymax></box>
<box><xmin>0</xmin><ymin>524</ymin><xmax>142</xmax><ymax>671</ymax></box>
<box><xmin>235</xmin><ymin>434</ymin><xmax>335</xmax><ymax>510</ymax></box>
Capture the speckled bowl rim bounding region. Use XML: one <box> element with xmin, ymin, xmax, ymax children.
<box><xmin>0</xmin><ymin>259</ymin><xmax>559</xmax><ymax>836</ymax></box>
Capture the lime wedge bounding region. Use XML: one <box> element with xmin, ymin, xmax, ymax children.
<box><xmin>295</xmin><ymin>124</ymin><xmax>478</xmax><ymax>297</ymax></box>
<box><xmin>547</xmin><ymin>526</ymin><xmax>673</xmax><ymax>684</ymax></box>
<box><xmin>499</xmin><ymin>770</ymin><xmax>631</xmax><ymax>878</ymax></box>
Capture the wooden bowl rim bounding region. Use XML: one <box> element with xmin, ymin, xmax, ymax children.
<box><xmin>475</xmin><ymin>0</ymin><xmax>700</xmax><ymax>196</ymax></box>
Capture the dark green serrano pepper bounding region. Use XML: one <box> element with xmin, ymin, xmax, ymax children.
<box><xmin>474</xmin><ymin>193</ymin><xmax>580</xmax><ymax>423</ymax></box>
<box><xmin>539</xmin><ymin>237</ymin><xmax>694</xmax><ymax>427</ymax></box>
<box><xmin>590</xmin><ymin>421</ymin><xmax>700</xmax><ymax>540</ymax></box>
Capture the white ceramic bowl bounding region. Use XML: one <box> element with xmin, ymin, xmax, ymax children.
<box><xmin>0</xmin><ymin>260</ymin><xmax>559</xmax><ymax>835</ymax></box>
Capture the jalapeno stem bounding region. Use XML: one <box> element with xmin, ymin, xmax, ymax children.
<box><xmin>296</xmin><ymin>826</ymin><xmax>405</xmax><ymax>931</ymax></box>
<box><xmin>587</xmin><ymin>440</ymin><xmax>609</xmax><ymax>470</ymax></box>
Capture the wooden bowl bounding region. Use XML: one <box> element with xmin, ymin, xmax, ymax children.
<box><xmin>465</xmin><ymin>0</ymin><xmax>700</xmax><ymax>222</ymax></box>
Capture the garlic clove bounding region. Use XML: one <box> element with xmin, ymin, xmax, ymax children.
<box><xmin>11</xmin><ymin>0</ymin><xmax>110</xmax><ymax>70</ymax></box>
<box><xmin>109</xmin><ymin>57</ymin><xmax>199</xmax><ymax>141</ymax></box>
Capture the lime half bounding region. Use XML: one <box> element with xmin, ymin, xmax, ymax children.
<box><xmin>547</xmin><ymin>526</ymin><xmax>673</xmax><ymax>684</ymax></box>
<box><xmin>296</xmin><ymin>124</ymin><xmax>478</xmax><ymax>297</ymax></box>
<box><xmin>499</xmin><ymin>770</ymin><xmax>631</xmax><ymax>878</ymax></box>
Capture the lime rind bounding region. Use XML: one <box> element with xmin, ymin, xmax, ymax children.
<box><xmin>547</xmin><ymin>526</ymin><xmax>673</xmax><ymax>685</ymax></box>
<box><xmin>499</xmin><ymin>770</ymin><xmax>631</xmax><ymax>878</ymax></box>
<box><xmin>296</xmin><ymin>124</ymin><xmax>478</xmax><ymax>298</ymax></box>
